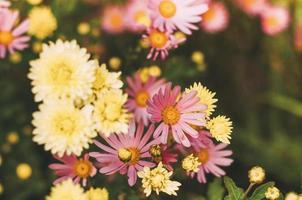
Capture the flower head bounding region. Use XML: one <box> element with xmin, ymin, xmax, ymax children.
<box><xmin>32</xmin><ymin>99</ymin><xmax>96</xmax><ymax>157</ymax></box>
<box><xmin>28</xmin><ymin>40</ymin><xmax>97</xmax><ymax>102</ymax></box>
<box><xmin>147</xmin><ymin>83</ymin><xmax>207</xmax><ymax>147</ymax></box>
<box><xmin>148</xmin><ymin>0</ymin><xmax>208</xmax><ymax>34</ymax></box>
<box><xmin>182</xmin><ymin>154</ymin><xmax>201</xmax><ymax>173</ymax></box>
<box><xmin>261</xmin><ymin>5</ymin><xmax>290</xmax><ymax>36</ymax></box>
<box><xmin>185</xmin><ymin>82</ymin><xmax>217</xmax><ymax>118</ymax></box>
<box><xmin>206</xmin><ymin>115</ymin><xmax>233</xmax><ymax>144</ymax></box>
<box><xmin>235</xmin><ymin>0</ymin><xmax>268</xmax><ymax>16</ymax></box>
<box><xmin>85</xmin><ymin>187</ymin><xmax>109</xmax><ymax>200</ymax></box>
<box><xmin>126</xmin><ymin>72</ymin><xmax>165</xmax><ymax>125</ymax></box>
<box><xmin>93</xmin><ymin>89</ymin><xmax>130</xmax><ymax>136</ymax></box>
<box><xmin>285</xmin><ymin>192</ymin><xmax>299</xmax><ymax>200</ymax></box>
<box><xmin>46</xmin><ymin>179</ymin><xmax>86</xmax><ymax>200</ymax></box>
<box><xmin>0</xmin><ymin>9</ymin><xmax>29</xmax><ymax>59</ymax></box>
<box><xmin>137</xmin><ymin>162</ymin><xmax>181</xmax><ymax>197</ymax></box>
<box><xmin>90</xmin><ymin>122</ymin><xmax>158</xmax><ymax>186</ymax></box>
<box><xmin>28</xmin><ymin>6</ymin><xmax>57</xmax><ymax>39</ymax></box>
<box><xmin>125</xmin><ymin>0</ymin><xmax>151</xmax><ymax>32</ymax></box>
<box><xmin>149</xmin><ymin>144</ymin><xmax>177</xmax><ymax>171</ymax></box>
<box><xmin>265</xmin><ymin>187</ymin><xmax>280</xmax><ymax>200</ymax></box>
<box><xmin>49</xmin><ymin>153</ymin><xmax>97</xmax><ymax>186</ymax></box>
<box><xmin>248</xmin><ymin>166</ymin><xmax>265</xmax><ymax>184</ymax></box>
<box><xmin>101</xmin><ymin>5</ymin><xmax>126</xmax><ymax>34</ymax></box>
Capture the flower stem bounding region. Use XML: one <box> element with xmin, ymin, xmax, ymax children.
<box><xmin>243</xmin><ymin>183</ymin><xmax>255</xmax><ymax>199</ymax></box>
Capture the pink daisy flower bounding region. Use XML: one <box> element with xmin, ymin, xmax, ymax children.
<box><xmin>201</xmin><ymin>2</ymin><xmax>229</xmax><ymax>33</ymax></box>
<box><xmin>149</xmin><ymin>144</ymin><xmax>178</xmax><ymax>171</ymax></box>
<box><xmin>260</xmin><ymin>5</ymin><xmax>290</xmax><ymax>36</ymax></box>
<box><xmin>147</xmin><ymin>83</ymin><xmax>207</xmax><ymax>147</ymax></box>
<box><xmin>0</xmin><ymin>9</ymin><xmax>30</xmax><ymax>59</ymax></box>
<box><xmin>189</xmin><ymin>131</ymin><xmax>233</xmax><ymax>183</ymax></box>
<box><xmin>101</xmin><ymin>5</ymin><xmax>126</xmax><ymax>34</ymax></box>
<box><xmin>235</xmin><ymin>0</ymin><xmax>268</xmax><ymax>16</ymax></box>
<box><xmin>294</xmin><ymin>24</ymin><xmax>302</xmax><ymax>52</ymax></box>
<box><xmin>143</xmin><ymin>27</ymin><xmax>185</xmax><ymax>60</ymax></box>
<box><xmin>125</xmin><ymin>0</ymin><xmax>151</xmax><ymax>32</ymax></box>
<box><xmin>125</xmin><ymin>72</ymin><xmax>166</xmax><ymax>125</ymax></box>
<box><xmin>49</xmin><ymin>153</ymin><xmax>97</xmax><ymax>186</ymax></box>
<box><xmin>89</xmin><ymin>122</ymin><xmax>159</xmax><ymax>186</ymax></box>
<box><xmin>148</xmin><ymin>0</ymin><xmax>208</xmax><ymax>34</ymax></box>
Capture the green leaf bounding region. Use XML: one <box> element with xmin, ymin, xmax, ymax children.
<box><xmin>277</xmin><ymin>193</ymin><xmax>285</xmax><ymax>200</ymax></box>
<box><xmin>249</xmin><ymin>182</ymin><xmax>275</xmax><ymax>200</ymax></box>
<box><xmin>208</xmin><ymin>178</ymin><xmax>225</xmax><ymax>200</ymax></box>
<box><xmin>223</xmin><ymin>177</ymin><xmax>244</xmax><ymax>200</ymax></box>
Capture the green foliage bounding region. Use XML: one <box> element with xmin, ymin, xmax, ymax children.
<box><xmin>249</xmin><ymin>182</ymin><xmax>275</xmax><ymax>200</ymax></box>
<box><xmin>207</xmin><ymin>178</ymin><xmax>225</xmax><ymax>200</ymax></box>
<box><xmin>223</xmin><ymin>177</ymin><xmax>244</xmax><ymax>200</ymax></box>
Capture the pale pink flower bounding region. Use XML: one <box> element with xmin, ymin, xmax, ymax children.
<box><xmin>125</xmin><ymin>0</ymin><xmax>151</xmax><ymax>32</ymax></box>
<box><xmin>294</xmin><ymin>24</ymin><xmax>302</xmax><ymax>52</ymax></box>
<box><xmin>201</xmin><ymin>2</ymin><xmax>229</xmax><ymax>33</ymax></box>
<box><xmin>0</xmin><ymin>9</ymin><xmax>30</xmax><ymax>59</ymax></box>
<box><xmin>49</xmin><ymin>153</ymin><xmax>97</xmax><ymax>186</ymax></box>
<box><xmin>189</xmin><ymin>131</ymin><xmax>233</xmax><ymax>183</ymax></box>
<box><xmin>0</xmin><ymin>0</ymin><xmax>10</xmax><ymax>8</ymax></box>
<box><xmin>147</xmin><ymin>83</ymin><xmax>207</xmax><ymax>147</ymax></box>
<box><xmin>260</xmin><ymin>5</ymin><xmax>290</xmax><ymax>36</ymax></box>
<box><xmin>235</xmin><ymin>0</ymin><xmax>268</xmax><ymax>16</ymax></box>
<box><xmin>125</xmin><ymin>72</ymin><xmax>166</xmax><ymax>125</ymax></box>
<box><xmin>101</xmin><ymin>5</ymin><xmax>126</xmax><ymax>34</ymax></box>
<box><xmin>143</xmin><ymin>27</ymin><xmax>185</xmax><ymax>60</ymax></box>
<box><xmin>148</xmin><ymin>0</ymin><xmax>208</xmax><ymax>34</ymax></box>
<box><xmin>89</xmin><ymin>122</ymin><xmax>159</xmax><ymax>186</ymax></box>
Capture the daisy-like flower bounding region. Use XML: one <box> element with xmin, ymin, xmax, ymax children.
<box><xmin>149</xmin><ymin>144</ymin><xmax>177</xmax><ymax>171</ymax></box>
<box><xmin>92</xmin><ymin>64</ymin><xmax>123</xmax><ymax>95</ymax></box>
<box><xmin>206</xmin><ymin>115</ymin><xmax>233</xmax><ymax>144</ymax></box>
<box><xmin>126</xmin><ymin>72</ymin><xmax>166</xmax><ymax>125</ymax></box>
<box><xmin>93</xmin><ymin>89</ymin><xmax>130</xmax><ymax>136</ymax></box>
<box><xmin>89</xmin><ymin>122</ymin><xmax>159</xmax><ymax>186</ymax></box>
<box><xmin>28</xmin><ymin>6</ymin><xmax>57</xmax><ymax>40</ymax></box>
<box><xmin>147</xmin><ymin>83</ymin><xmax>207</xmax><ymax>147</ymax></box>
<box><xmin>189</xmin><ymin>131</ymin><xmax>233</xmax><ymax>183</ymax></box>
<box><xmin>101</xmin><ymin>5</ymin><xmax>126</xmax><ymax>34</ymax></box>
<box><xmin>0</xmin><ymin>9</ymin><xmax>30</xmax><ymax>59</ymax></box>
<box><xmin>46</xmin><ymin>179</ymin><xmax>86</xmax><ymax>200</ymax></box>
<box><xmin>28</xmin><ymin>40</ymin><xmax>97</xmax><ymax>102</ymax></box>
<box><xmin>235</xmin><ymin>0</ymin><xmax>268</xmax><ymax>16</ymax></box>
<box><xmin>125</xmin><ymin>0</ymin><xmax>151</xmax><ymax>32</ymax></box>
<box><xmin>148</xmin><ymin>0</ymin><xmax>208</xmax><ymax>34</ymax></box>
<box><xmin>260</xmin><ymin>5</ymin><xmax>290</xmax><ymax>36</ymax></box>
<box><xmin>137</xmin><ymin>162</ymin><xmax>181</xmax><ymax>197</ymax></box>
<box><xmin>185</xmin><ymin>82</ymin><xmax>217</xmax><ymax>118</ymax></box>
<box><xmin>200</xmin><ymin>2</ymin><xmax>229</xmax><ymax>33</ymax></box>
<box><xmin>49</xmin><ymin>153</ymin><xmax>97</xmax><ymax>186</ymax></box>
<box><xmin>85</xmin><ymin>187</ymin><xmax>109</xmax><ymax>200</ymax></box>
<box><xmin>143</xmin><ymin>27</ymin><xmax>185</xmax><ymax>60</ymax></box>
<box><xmin>32</xmin><ymin>99</ymin><xmax>96</xmax><ymax>157</ymax></box>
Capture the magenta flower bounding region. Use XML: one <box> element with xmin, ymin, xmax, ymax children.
<box><xmin>149</xmin><ymin>144</ymin><xmax>177</xmax><ymax>171</ymax></box>
<box><xmin>89</xmin><ymin>122</ymin><xmax>159</xmax><ymax>186</ymax></box>
<box><xmin>101</xmin><ymin>5</ymin><xmax>126</xmax><ymax>34</ymax></box>
<box><xmin>0</xmin><ymin>9</ymin><xmax>30</xmax><ymax>59</ymax></box>
<box><xmin>148</xmin><ymin>0</ymin><xmax>208</xmax><ymax>34</ymax></box>
<box><xmin>125</xmin><ymin>72</ymin><xmax>166</xmax><ymax>125</ymax></box>
<box><xmin>147</xmin><ymin>83</ymin><xmax>207</xmax><ymax>147</ymax></box>
<box><xmin>235</xmin><ymin>0</ymin><xmax>268</xmax><ymax>16</ymax></box>
<box><xmin>49</xmin><ymin>153</ymin><xmax>97</xmax><ymax>186</ymax></box>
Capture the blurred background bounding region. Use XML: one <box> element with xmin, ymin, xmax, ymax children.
<box><xmin>0</xmin><ymin>0</ymin><xmax>301</xmax><ymax>199</ymax></box>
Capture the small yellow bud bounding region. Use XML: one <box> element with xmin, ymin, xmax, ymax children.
<box><xmin>148</xmin><ymin>65</ymin><xmax>161</xmax><ymax>77</ymax></box>
<box><xmin>109</xmin><ymin>57</ymin><xmax>121</xmax><ymax>70</ymax></box>
<box><xmin>191</xmin><ymin>51</ymin><xmax>204</xmax><ymax>65</ymax></box>
<box><xmin>265</xmin><ymin>187</ymin><xmax>280</xmax><ymax>200</ymax></box>
<box><xmin>248</xmin><ymin>166</ymin><xmax>265</xmax><ymax>184</ymax></box>
<box><xmin>77</xmin><ymin>22</ymin><xmax>90</xmax><ymax>35</ymax></box>
<box><xmin>32</xmin><ymin>41</ymin><xmax>43</xmax><ymax>53</ymax></box>
<box><xmin>182</xmin><ymin>154</ymin><xmax>201</xmax><ymax>173</ymax></box>
<box><xmin>149</xmin><ymin>144</ymin><xmax>162</xmax><ymax>157</ymax></box>
<box><xmin>16</xmin><ymin>163</ymin><xmax>32</xmax><ymax>180</ymax></box>
<box><xmin>9</xmin><ymin>52</ymin><xmax>22</xmax><ymax>64</ymax></box>
<box><xmin>6</xmin><ymin>132</ymin><xmax>19</xmax><ymax>144</ymax></box>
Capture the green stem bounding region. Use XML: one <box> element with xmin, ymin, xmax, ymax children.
<box><xmin>243</xmin><ymin>183</ymin><xmax>255</xmax><ymax>199</ymax></box>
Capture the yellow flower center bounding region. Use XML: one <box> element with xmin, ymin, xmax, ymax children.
<box><xmin>161</xmin><ymin>106</ymin><xmax>180</xmax><ymax>125</ymax></box>
<box><xmin>74</xmin><ymin>159</ymin><xmax>92</xmax><ymax>178</ymax></box>
<box><xmin>118</xmin><ymin>147</ymin><xmax>140</xmax><ymax>165</ymax></box>
<box><xmin>134</xmin><ymin>11</ymin><xmax>151</xmax><ymax>27</ymax></box>
<box><xmin>149</xmin><ymin>29</ymin><xmax>168</xmax><ymax>49</ymax></box>
<box><xmin>243</xmin><ymin>0</ymin><xmax>256</xmax><ymax>7</ymax></box>
<box><xmin>50</xmin><ymin>62</ymin><xmax>73</xmax><ymax>85</ymax></box>
<box><xmin>203</xmin><ymin>7</ymin><xmax>216</xmax><ymax>22</ymax></box>
<box><xmin>110</xmin><ymin>14</ymin><xmax>123</xmax><ymax>28</ymax></box>
<box><xmin>104</xmin><ymin>103</ymin><xmax>121</xmax><ymax>121</ymax></box>
<box><xmin>159</xmin><ymin>0</ymin><xmax>177</xmax><ymax>18</ymax></box>
<box><xmin>266</xmin><ymin>16</ymin><xmax>278</xmax><ymax>28</ymax></box>
<box><xmin>53</xmin><ymin>114</ymin><xmax>77</xmax><ymax>135</ymax></box>
<box><xmin>197</xmin><ymin>149</ymin><xmax>209</xmax><ymax>163</ymax></box>
<box><xmin>151</xmin><ymin>174</ymin><xmax>165</xmax><ymax>188</ymax></box>
<box><xmin>0</xmin><ymin>31</ymin><xmax>14</xmax><ymax>46</ymax></box>
<box><xmin>135</xmin><ymin>91</ymin><xmax>149</xmax><ymax>107</ymax></box>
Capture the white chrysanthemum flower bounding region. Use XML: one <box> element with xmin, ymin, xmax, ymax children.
<box><xmin>28</xmin><ymin>40</ymin><xmax>97</xmax><ymax>102</ymax></box>
<box><xmin>137</xmin><ymin>162</ymin><xmax>181</xmax><ymax>197</ymax></box>
<box><xmin>85</xmin><ymin>187</ymin><xmax>109</xmax><ymax>200</ymax></box>
<box><xmin>206</xmin><ymin>115</ymin><xmax>233</xmax><ymax>144</ymax></box>
<box><xmin>93</xmin><ymin>89</ymin><xmax>130</xmax><ymax>136</ymax></box>
<box><xmin>182</xmin><ymin>154</ymin><xmax>201</xmax><ymax>173</ymax></box>
<box><xmin>46</xmin><ymin>179</ymin><xmax>86</xmax><ymax>200</ymax></box>
<box><xmin>32</xmin><ymin>99</ymin><xmax>96</xmax><ymax>157</ymax></box>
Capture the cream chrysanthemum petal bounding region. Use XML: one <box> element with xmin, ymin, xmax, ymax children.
<box><xmin>28</xmin><ymin>40</ymin><xmax>97</xmax><ymax>102</ymax></box>
<box><xmin>85</xmin><ymin>187</ymin><xmax>109</xmax><ymax>200</ymax></box>
<box><xmin>46</xmin><ymin>179</ymin><xmax>86</xmax><ymax>200</ymax></box>
<box><xmin>206</xmin><ymin>115</ymin><xmax>233</xmax><ymax>144</ymax></box>
<box><xmin>137</xmin><ymin>162</ymin><xmax>181</xmax><ymax>197</ymax></box>
<box><xmin>185</xmin><ymin>82</ymin><xmax>217</xmax><ymax>118</ymax></box>
<box><xmin>182</xmin><ymin>154</ymin><xmax>201</xmax><ymax>173</ymax></box>
<box><xmin>93</xmin><ymin>64</ymin><xmax>123</xmax><ymax>94</ymax></box>
<box><xmin>28</xmin><ymin>6</ymin><xmax>57</xmax><ymax>39</ymax></box>
<box><xmin>32</xmin><ymin>99</ymin><xmax>96</xmax><ymax>157</ymax></box>
<box><xmin>93</xmin><ymin>89</ymin><xmax>130</xmax><ymax>136</ymax></box>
